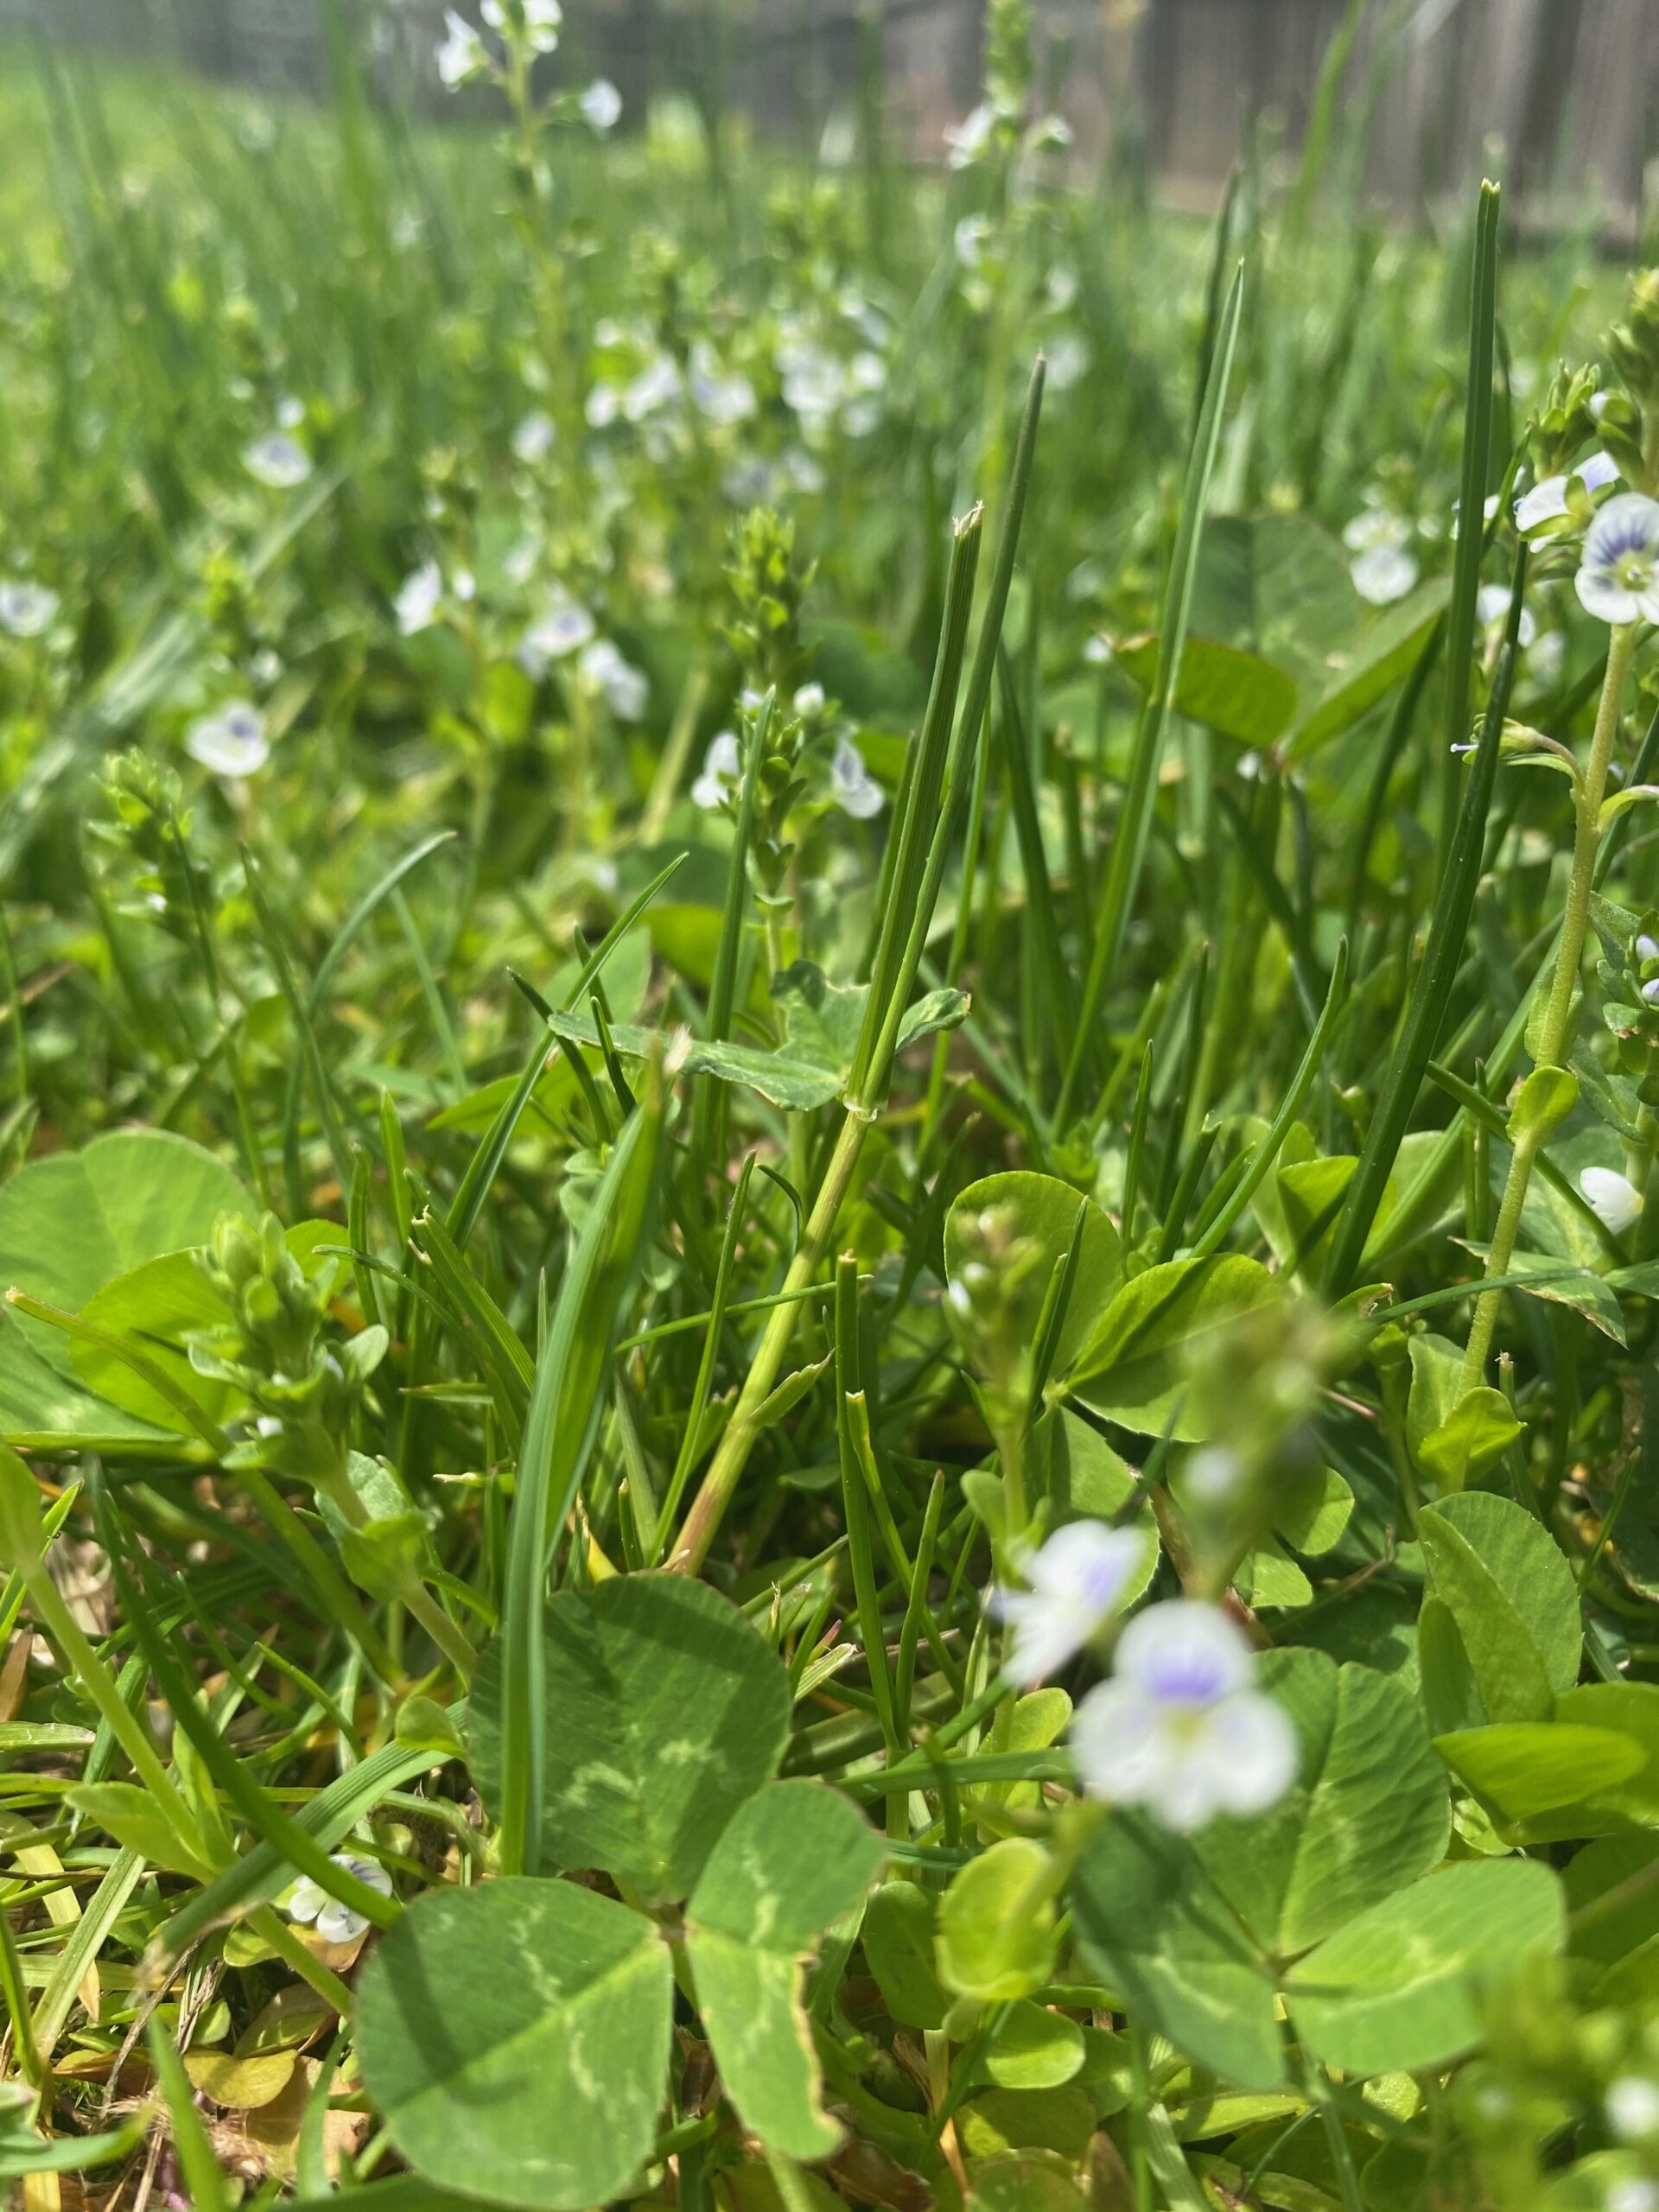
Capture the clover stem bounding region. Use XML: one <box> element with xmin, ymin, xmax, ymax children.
<box><xmin>1464</xmin><ymin>620</ymin><xmax>1637</xmax><ymax>1388</ymax></box>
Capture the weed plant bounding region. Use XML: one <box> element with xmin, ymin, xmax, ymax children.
<box><xmin>0</xmin><ymin>7</ymin><xmax>1656</xmax><ymax>2210</ymax></box>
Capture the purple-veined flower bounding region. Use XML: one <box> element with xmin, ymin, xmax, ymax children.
<box><xmin>1071</xmin><ymin>1599</ymin><xmax>1298</xmax><ymax>1830</ymax></box>
<box><xmin>187</xmin><ymin>701</ymin><xmax>269</xmax><ymax>779</ymax></box>
<box><xmin>285</xmin><ymin>1853</ymin><xmax>393</xmax><ymax>1945</ymax></box>
<box><xmin>1576</xmin><ymin>493</ymin><xmax>1659</xmax><ymax>626</ymax></box>
<box><xmin>1516</xmin><ymin>449</ymin><xmax>1619</xmax><ymax>535</ymax></box>
<box><xmin>994</xmin><ymin>1519</ymin><xmax>1146</xmax><ymax>1688</ymax></box>
<box><xmin>518</xmin><ymin>596</ymin><xmax>594</xmax><ymax>676</ymax></box>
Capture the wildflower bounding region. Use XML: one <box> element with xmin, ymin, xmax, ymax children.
<box><xmin>1350</xmin><ymin>543</ymin><xmax>1419</xmax><ymax>607</ymax></box>
<box><xmin>1044</xmin><ymin>334</ymin><xmax>1090</xmax><ymax>392</ymax></box>
<box><xmin>1581</xmin><ymin>1166</ymin><xmax>1643</xmax><ymax>1236</ymax></box>
<box><xmin>581</xmin><ymin>638</ymin><xmax>648</xmax><ymax>721</ymax></box>
<box><xmin>1607</xmin><ymin>2183</ymin><xmax>1659</xmax><ymax>2212</ymax></box>
<box><xmin>1071</xmin><ymin>1599</ymin><xmax>1299</xmax><ymax>1830</ymax></box>
<box><xmin>511</xmin><ymin>410</ymin><xmax>556</xmax><ymax>465</ymax></box>
<box><xmin>691</xmin><ymin>731</ymin><xmax>741</xmax><ymax>810</ymax></box>
<box><xmin>1475</xmin><ymin>582</ymin><xmax>1536</xmax><ymax>649</ymax></box>
<box><xmin>187</xmin><ymin>702</ymin><xmax>269</xmax><ymax>779</ymax></box>
<box><xmin>830</xmin><ymin>735</ymin><xmax>883</xmax><ymax>819</ymax></box>
<box><xmin>0</xmin><ymin>580</ymin><xmax>59</xmax><ymax>638</ymax></box>
<box><xmin>276</xmin><ymin>393</ymin><xmax>305</xmax><ymax>430</ymax></box>
<box><xmin>994</xmin><ymin>1519</ymin><xmax>1146</xmax><ymax>1687</ymax></box>
<box><xmin>242</xmin><ymin>432</ymin><xmax>312</xmax><ymax>489</ymax></box>
<box><xmin>620</xmin><ymin>355</ymin><xmax>683</xmax><ymax>423</ymax></box>
<box><xmin>580</xmin><ymin>79</ymin><xmax>622</xmax><ymax>132</ymax></box>
<box><xmin>436</xmin><ymin>10</ymin><xmax>487</xmax><ymax>86</ymax></box>
<box><xmin>1577</xmin><ymin>493</ymin><xmax>1659</xmax><ymax>625</ymax></box>
<box><xmin>779</xmin><ymin>343</ymin><xmax>844</xmax><ymax>431</ymax></box>
<box><xmin>394</xmin><ymin>561</ymin><xmax>444</xmax><ymax>637</ymax></box>
<box><xmin>1608</xmin><ymin>2078</ymin><xmax>1659</xmax><ymax>2143</ymax></box>
<box><xmin>792</xmin><ymin>682</ymin><xmax>826</xmax><ymax>719</ymax></box>
<box><xmin>518</xmin><ymin>597</ymin><xmax>595</xmax><ymax>678</ymax></box>
<box><xmin>285</xmin><ymin>1853</ymin><xmax>393</xmax><ymax>1945</ymax></box>
<box><xmin>1516</xmin><ymin>449</ymin><xmax>1620</xmax><ymax>535</ymax></box>
<box><xmin>944</xmin><ymin>101</ymin><xmax>995</xmax><ymax>169</ymax></box>
<box><xmin>690</xmin><ymin>346</ymin><xmax>756</xmax><ymax>428</ymax></box>
<box><xmin>1342</xmin><ymin>507</ymin><xmax>1411</xmax><ymax>556</ymax></box>
<box><xmin>481</xmin><ymin>0</ymin><xmax>561</xmax><ymax>50</ymax></box>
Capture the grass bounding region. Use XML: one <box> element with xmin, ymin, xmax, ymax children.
<box><xmin>0</xmin><ymin>6</ymin><xmax>1656</xmax><ymax>2210</ymax></box>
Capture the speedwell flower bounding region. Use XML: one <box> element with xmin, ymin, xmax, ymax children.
<box><xmin>394</xmin><ymin>561</ymin><xmax>444</xmax><ymax>637</ymax></box>
<box><xmin>830</xmin><ymin>735</ymin><xmax>883</xmax><ymax>819</ymax></box>
<box><xmin>0</xmin><ymin>581</ymin><xmax>60</xmax><ymax>638</ymax></box>
<box><xmin>511</xmin><ymin>410</ymin><xmax>556</xmax><ymax>465</ymax></box>
<box><xmin>1516</xmin><ymin>448</ymin><xmax>1619</xmax><ymax>535</ymax></box>
<box><xmin>1581</xmin><ymin>1166</ymin><xmax>1643</xmax><ymax>1236</ymax></box>
<box><xmin>994</xmin><ymin>1518</ymin><xmax>1145</xmax><ymax>1687</ymax></box>
<box><xmin>436</xmin><ymin>10</ymin><xmax>487</xmax><ymax>86</ymax></box>
<box><xmin>691</xmin><ymin>731</ymin><xmax>741</xmax><ymax>810</ymax></box>
<box><xmin>518</xmin><ymin>597</ymin><xmax>594</xmax><ymax>675</ymax></box>
<box><xmin>1350</xmin><ymin>543</ymin><xmax>1419</xmax><ymax>607</ymax></box>
<box><xmin>1071</xmin><ymin>1599</ymin><xmax>1298</xmax><ymax>1831</ymax></box>
<box><xmin>187</xmin><ymin>702</ymin><xmax>269</xmax><ymax>779</ymax></box>
<box><xmin>242</xmin><ymin>431</ymin><xmax>312</xmax><ymax>490</ymax></box>
<box><xmin>285</xmin><ymin>1853</ymin><xmax>393</xmax><ymax>1945</ymax></box>
<box><xmin>580</xmin><ymin>638</ymin><xmax>648</xmax><ymax>721</ymax></box>
<box><xmin>580</xmin><ymin>79</ymin><xmax>622</xmax><ymax>132</ymax></box>
<box><xmin>1576</xmin><ymin>493</ymin><xmax>1659</xmax><ymax>625</ymax></box>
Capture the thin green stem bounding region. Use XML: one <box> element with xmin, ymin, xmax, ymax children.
<box><xmin>1464</xmin><ymin>622</ymin><xmax>1636</xmax><ymax>1386</ymax></box>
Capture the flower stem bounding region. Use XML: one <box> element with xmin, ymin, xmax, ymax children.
<box><xmin>670</xmin><ymin>1106</ymin><xmax>869</xmax><ymax>1573</ymax></box>
<box><xmin>1464</xmin><ymin>621</ymin><xmax>1637</xmax><ymax>1388</ymax></box>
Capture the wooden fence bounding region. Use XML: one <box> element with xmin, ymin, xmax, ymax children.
<box><xmin>3</xmin><ymin>0</ymin><xmax>1656</xmax><ymax>225</ymax></box>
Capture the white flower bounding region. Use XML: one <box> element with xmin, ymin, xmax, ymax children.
<box><xmin>780</xmin><ymin>343</ymin><xmax>845</xmax><ymax>429</ymax></box>
<box><xmin>1516</xmin><ymin>449</ymin><xmax>1620</xmax><ymax>535</ymax></box>
<box><xmin>830</xmin><ymin>735</ymin><xmax>883</xmax><ymax>819</ymax></box>
<box><xmin>437</xmin><ymin>9</ymin><xmax>487</xmax><ymax>86</ymax></box>
<box><xmin>1581</xmin><ymin>1166</ymin><xmax>1643</xmax><ymax>1236</ymax></box>
<box><xmin>187</xmin><ymin>701</ymin><xmax>269</xmax><ymax>779</ymax></box>
<box><xmin>1607</xmin><ymin>2183</ymin><xmax>1659</xmax><ymax>2212</ymax></box>
<box><xmin>518</xmin><ymin>596</ymin><xmax>595</xmax><ymax>677</ymax></box>
<box><xmin>1351</xmin><ymin>543</ymin><xmax>1419</xmax><ymax>606</ymax></box>
<box><xmin>395</xmin><ymin>560</ymin><xmax>444</xmax><ymax>636</ymax></box>
<box><xmin>954</xmin><ymin>216</ymin><xmax>990</xmax><ymax>270</ymax></box>
<box><xmin>1577</xmin><ymin>493</ymin><xmax>1659</xmax><ymax>626</ymax></box>
<box><xmin>1639</xmin><ymin>932</ymin><xmax>1659</xmax><ymax>962</ymax></box>
<box><xmin>1608</xmin><ymin>2077</ymin><xmax>1659</xmax><ymax>2143</ymax></box>
<box><xmin>1528</xmin><ymin>629</ymin><xmax>1566</xmax><ymax>687</ymax></box>
<box><xmin>1475</xmin><ymin>582</ymin><xmax>1536</xmax><ymax>649</ymax></box>
<box><xmin>580</xmin><ymin>78</ymin><xmax>621</xmax><ymax>131</ymax></box>
<box><xmin>691</xmin><ymin>730</ymin><xmax>741</xmax><ymax>810</ymax></box>
<box><xmin>689</xmin><ymin>347</ymin><xmax>756</xmax><ymax>428</ymax></box>
<box><xmin>1083</xmin><ymin>634</ymin><xmax>1113</xmax><ymax>666</ymax></box>
<box><xmin>1343</xmin><ymin>507</ymin><xmax>1411</xmax><ymax>555</ymax></box>
<box><xmin>242</xmin><ymin>431</ymin><xmax>312</xmax><ymax>489</ymax></box>
<box><xmin>994</xmin><ymin>1519</ymin><xmax>1146</xmax><ymax>1688</ymax></box>
<box><xmin>581</xmin><ymin>638</ymin><xmax>648</xmax><ymax>721</ymax></box>
<box><xmin>276</xmin><ymin>393</ymin><xmax>305</xmax><ymax>431</ymax></box>
<box><xmin>512</xmin><ymin>410</ymin><xmax>556</xmax><ymax>464</ymax></box>
<box><xmin>944</xmin><ymin>100</ymin><xmax>995</xmax><ymax>169</ymax></box>
<box><xmin>620</xmin><ymin>355</ymin><xmax>682</xmax><ymax>423</ymax></box>
<box><xmin>524</xmin><ymin>0</ymin><xmax>562</xmax><ymax>48</ymax></box>
<box><xmin>285</xmin><ymin>1852</ymin><xmax>393</xmax><ymax>1945</ymax></box>
<box><xmin>792</xmin><ymin>682</ymin><xmax>826</xmax><ymax>719</ymax></box>
<box><xmin>1044</xmin><ymin>334</ymin><xmax>1090</xmax><ymax>392</ymax></box>
<box><xmin>1071</xmin><ymin>1600</ymin><xmax>1299</xmax><ymax>1831</ymax></box>
<box><xmin>0</xmin><ymin>581</ymin><xmax>60</xmax><ymax>638</ymax></box>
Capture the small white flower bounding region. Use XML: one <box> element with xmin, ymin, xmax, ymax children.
<box><xmin>944</xmin><ymin>100</ymin><xmax>995</xmax><ymax>169</ymax></box>
<box><xmin>518</xmin><ymin>597</ymin><xmax>595</xmax><ymax>678</ymax></box>
<box><xmin>187</xmin><ymin>701</ymin><xmax>269</xmax><ymax>779</ymax></box>
<box><xmin>1608</xmin><ymin>2077</ymin><xmax>1659</xmax><ymax>2143</ymax></box>
<box><xmin>585</xmin><ymin>381</ymin><xmax>620</xmax><ymax>429</ymax></box>
<box><xmin>954</xmin><ymin>215</ymin><xmax>990</xmax><ymax>270</ymax></box>
<box><xmin>512</xmin><ymin>410</ymin><xmax>556</xmax><ymax>465</ymax></box>
<box><xmin>780</xmin><ymin>344</ymin><xmax>845</xmax><ymax>429</ymax></box>
<box><xmin>691</xmin><ymin>730</ymin><xmax>741</xmax><ymax>810</ymax></box>
<box><xmin>1528</xmin><ymin>629</ymin><xmax>1566</xmax><ymax>687</ymax></box>
<box><xmin>1044</xmin><ymin>333</ymin><xmax>1090</xmax><ymax>392</ymax></box>
<box><xmin>1351</xmin><ymin>543</ymin><xmax>1420</xmax><ymax>606</ymax></box>
<box><xmin>437</xmin><ymin>9</ymin><xmax>487</xmax><ymax>86</ymax></box>
<box><xmin>1578</xmin><ymin>493</ymin><xmax>1659</xmax><ymax>626</ymax></box>
<box><xmin>1516</xmin><ymin>449</ymin><xmax>1621</xmax><ymax>535</ymax></box>
<box><xmin>524</xmin><ymin>0</ymin><xmax>562</xmax><ymax>48</ymax></box>
<box><xmin>1608</xmin><ymin>2183</ymin><xmax>1659</xmax><ymax>2212</ymax></box>
<box><xmin>1581</xmin><ymin>1166</ymin><xmax>1643</xmax><ymax>1236</ymax></box>
<box><xmin>620</xmin><ymin>354</ymin><xmax>683</xmax><ymax>423</ymax></box>
<box><xmin>994</xmin><ymin>1519</ymin><xmax>1146</xmax><ymax>1688</ymax></box>
<box><xmin>689</xmin><ymin>351</ymin><xmax>756</xmax><ymax>428</ymax></box>
<box><xmin>792</xmin><ymin>682</ymin><xmax>826</xmax><ymax>719</ymax></box>
<box><xmin>580</xmin><ymin>78</ymin><xmax>622</xmax><ymax>131</ymax></box>
<box><xmin>1071</xmin><ymin>1600</ymin><xmax>1299</xmax><ymax>1831</ymax></box>
<box><xmin>395</xmin><ymin>560</ymin><xmax>444</xmax><ymax>636</ymax></box>
<box><xmin>581</xmin><ymin>638</ymin><xmax>648</xmax><ymax>721</ymax></box>
<box><xmin>1639</xmin><ymin>932</ymin><xmax>1659</xmax><ymax>963</ymax></box>
<box><xmin>285</xmin><ymin>1852</ymin><xmax>393</xmax><ymax>1946</ymax></box>
<box><xmin>1474</xmin><ymin>582</ymin><xmax>1537</xmax><ymax>648</ymax></box>
<box><xmin>0</xmin><ymin>581</ymin><xmax>60</xmax><ymax>638</ymax></box>
<box><xmin>243</xmin><ymin>431</ymin><xmax>312</xmax><ymax>489</ymax></box>
<box><xmin>1343</xmin><ymin>507</ymin><xmax>1411</xmax><ymax>555</ymax></box>
<box><xmin>276</xmin><ymin>393</ymin><xmax>305</xmax><ymax>431</ymax></box>
<box><xmin>830</xmin><ymin>734</ymin><xmax>883</xmax><ymax>820</ymax></box>
<box><xmin>1083</xmin><ymin>634</ymin><xmax>1113</xmax><ymax>666</ymax></box>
